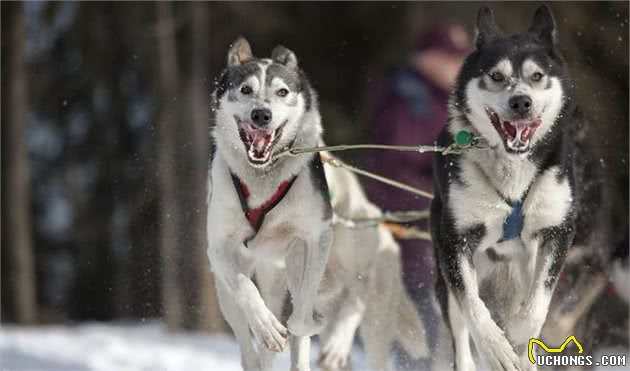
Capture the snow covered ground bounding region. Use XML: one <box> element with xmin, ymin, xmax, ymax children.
<box><xmin>0</xmin><ymin>322</ymin><xmax>627</xmax><ymax>371</ymax></box>
<box><xmin>0</xmin><ymin>322</ymin><xmax>368</xmax><ymax>371</ymax></box>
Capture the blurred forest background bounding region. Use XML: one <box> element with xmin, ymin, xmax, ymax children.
<box><xmin>2</xmin><ymin>1</ymin><xmax>628</xmax><ymax>335</ymax></box>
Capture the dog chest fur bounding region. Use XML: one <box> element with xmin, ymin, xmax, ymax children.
<box><xmin>450</xmin><ymin>149</ymin><xmax>573</xmax><ymax>255</ymax></box>
<box><xmin>208</xmin><ymin>151</ymin><xmax>330</xmax><ymax>267</ymax></box>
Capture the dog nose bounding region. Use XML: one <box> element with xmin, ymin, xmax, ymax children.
<box><xmin>509</xmin><ymin>95</ymin><xmax>532</xmax><ymax>116</ymax></box>
<box><xmin>251</xmin><ymin>108</ymin><xmax>272</xmax><ymax>126</ymax></box>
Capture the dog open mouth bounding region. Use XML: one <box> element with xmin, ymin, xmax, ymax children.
<box><xmin>486</xmin><ymin>108</ymin><xmax>541</xmax><ymax>153</ymax></box>
<box><xmin>235</xmin><ymin>116</ymin><xmax>286</xmax><ymax>166</ymax></box>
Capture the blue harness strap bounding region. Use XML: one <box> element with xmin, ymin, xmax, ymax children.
<box><xmin>472</xmin><ymin>162</ymin><xmax>529</xmax><ymax>243</ymax></box>
<box><xmin>501</xmin><ymin>200</ymin><xmax>524</xmax><ymax>241</ymax></box>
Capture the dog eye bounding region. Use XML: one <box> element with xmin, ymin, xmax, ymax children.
<box><xmin>490</xmin><ymin>72</ymin><xmax>505</xmax><ymax>82</ymax></box>
<box><xmin>531</xmin><ymin>72</ymin><xmax>544</xmax><ymax>82</ymax></box>
<box><xmin>276</xmin><ymin>88</ymin><xmax>289</xmax><ymax>97</ymax></box>
<box><xmin>240</xmin><ymin>85</ymin><xmax>253</xmax><ymax>95</ymax></box>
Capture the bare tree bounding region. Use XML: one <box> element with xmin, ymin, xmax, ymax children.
<box><xmin>189</xmin><ymin>2</ymin><xmax>225</xmax><ymax>332</ymax></box>
<box><xmin>1</xmin><ymin>2</ymin><xmax>38</xmax><ymax>323</ymax></box>
<box><xmin>155</xmin><ymin>1</ymin><xmax>184</xmax><ymax>330</ymax></box>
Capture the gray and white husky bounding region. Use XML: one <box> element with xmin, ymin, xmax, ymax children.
<box><xmin>207</xmin><ymin>37</ymin><xmax>332</xmax><ymax>371</ymax></box>
<box><xmin>207</xmin><ymin>37</ymin><xmax>429</xmax><ymax>371</ymax></box>
<box><xmin>318</xmin><ymin>157</ymin><xmax>428</xmax><ymax>371</ymax></box>
<box><xmin>431</xmin><ymin>5</ymin><xmax>604</xmax><ymax>371</ymax></box>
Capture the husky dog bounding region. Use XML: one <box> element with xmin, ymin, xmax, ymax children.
<box><xmin>207</xmin><ymin>37</ymin><xmax>332</xmax><ymax>371</ymax></box>
<box><xmin>316</xmin><ymin>157</ymin><xmax>428</xmax><ymax>371</ymax></box>
<box><xmin>431</xmin><ymin>5</ymin><xmax>603</xmax><ymax>370</ymax></box>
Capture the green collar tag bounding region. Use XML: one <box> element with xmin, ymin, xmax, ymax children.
<box><xmin>455</xmin><ymin>130</ymin><xmax>473</xmax><ymax>146</ymax></box>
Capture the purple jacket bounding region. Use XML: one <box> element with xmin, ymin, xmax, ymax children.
<box><xmin>362</xmin><ymin>67</ymin><xmax>449</xmax><ymax>290</ymax></box>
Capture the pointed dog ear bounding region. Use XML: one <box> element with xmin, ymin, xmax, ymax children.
<box><xmin>271</xmin><ymin>45</ymin><xmax>298</xmax><ymax>69</ymax></box>
<box><xmin>475</xmin><ymin>6</ymin><xmax>502</xmax><ymax>49</ymax></box>
<box><xmin>227</xmin><ymin>36</ymin><xmax>253</xmax><ymax>66</ymax></box>
<box><xmin>529</xmin><ymin>4</ymin><xmax>557</xmax><ymax>46</ymax></box>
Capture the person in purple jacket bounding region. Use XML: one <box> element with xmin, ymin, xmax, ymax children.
<box><xmin>362</xmin><ymin>24</ymin><xmax>470</xmax><ymax>369</ymax></box>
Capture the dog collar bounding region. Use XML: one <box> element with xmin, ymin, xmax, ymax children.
<box><xmin>230</xmin><ymin>172</ymin><xmax>297</xmax><ymax>233</ymax></box>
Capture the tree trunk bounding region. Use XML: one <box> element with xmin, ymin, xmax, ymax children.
<box><xmin>189</xmin><ymin>2</ymin><xmax>225</xmax><ymax>333</ymax></box>
<box><xmin>155</xmin><ymin>1</ymin><xmax>184</xmax><ymax>330</ymax></box>
<box><xmin>1</xmin><ymin>2</ymin><xmax>38</xmax><ymax>323</ymax></box>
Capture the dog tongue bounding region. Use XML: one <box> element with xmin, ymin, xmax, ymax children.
<box><xmin>504</xmin><ymin>118</ymin><xmax>541</xmax><ymax>141</ymax></box>
<box><xmin>252</xmin><ymin>131</ymin><xmax>272</xmax><ymax>156</ymax></box>
<box><xmin>503</xmin><ymin>122</ymin><xmax>517</xmax><ymax>139</ymax></box>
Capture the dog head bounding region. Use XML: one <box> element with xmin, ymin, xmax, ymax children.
<box><xmin>213</xmin><ymin>37</ymin><xmax>314</xmax><ymax>168</ymax></box>
<box><xmin>453</xmin><ymin>5</ymin><xmax>574</xmax><ymax>155</ymax></box>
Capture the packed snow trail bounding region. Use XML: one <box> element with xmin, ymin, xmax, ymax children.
<box><xmin>0</xmin><ymin>322</ymin><xmax>627</xmax><ymax>371</ymax></box>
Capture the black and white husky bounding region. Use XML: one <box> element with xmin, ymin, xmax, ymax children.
<box><xmin>206</xmin><ymin>38</ymin><xmax>332</xmax><ymax>371</ymax></box>
<box><xmin>431</xmin><ymin>5</ymin><xmax>602</xmax><ymax>370</ymax></box>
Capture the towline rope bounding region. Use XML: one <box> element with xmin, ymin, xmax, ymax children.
<box><xmin>275</xmin><ymin>131</ymin><xmax>486</xmax><ymax>240</ymax></box>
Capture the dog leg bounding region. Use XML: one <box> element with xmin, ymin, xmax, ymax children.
<box><xmin>284</xmin><ymin>231</ymin><xmax>331</xmax><ymax>371</ymax></box>
<box><xmin>208</xmin><ymin>241</ymin><xmax>288</xmax><ymax>354</ymax></box>
<box><xmin>319</xmin><ymin>289</ymin><xmax>364</xmax><ymax>371</ymax></box>
<box><xmin>447</xmin><ymin>291</ymin><xmax>476</xmax><ymax>371</ymax></box>
<box><xmin>289</xmin><ymin>335</ymin><xmax>311</xmax><ymax>371</ymax></box>
<box><xmin>360</xmin><ymin>308</ymin><xmax>394</xmax><ymax>371</ymax></box>
<box><xmin>506</xmin><ymin>225</ymin><xmax>575</xmax><ymax>369</ymax></box>
<box><xmin>256</xmin><ymin>264</ymin><xmax>290</xmax><ymax>370</ymax></box>
<box><xmin>444</xmin><ymin>253</ymin><xmax>522</xmax><ymax>371</ymax></box>
<box><xmin>359</xmin><ymin>254</ymin><xmax>399</xmax><ymax>371</ymax></box>
<box><xmin>215</xmin><ymin>279</ymin><xmax>261</xmax><ymax>371</ymax></box>
<box><xmin>285</xmin><ymin>230</ymin><xmax>332</xmax><ymax>336</ymax></box>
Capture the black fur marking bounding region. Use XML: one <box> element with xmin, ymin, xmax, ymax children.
<box><xmin>434</xmin><ymin>219</ymin><xmax>485</xmax><ymax>292</ymax></box>
<box><xmin>266</xmin><ymin>63</ymin><xmax>302</xmax><ymax>92</ymax></box>
<box><xmin>230</xmin><ymin>172</ymin><xmax>249</xmax><ymax>216</ymax></box>
<box><xmin>454</xmin><ymin>32</ymin><xmax>573</xmax><ymax>123</ymax></box>
<box><xmin>432</xmin><ymin>129</ymin><xmax>465</xmax><ymax>192</ymax></box>
<box><xmin>298</xmin><ymin>69</ymin><xmax>313</xmax><ymax>112</ymax></box>
<box><xmin>538</xmin><ymin>220</ymin><xmax>576</xmax><ymax>289</ymax></box>
<box><xmin>529</xmin><ymin>5</ymin><xmax>557</xmax><ymax>47</ymax></box>
<box><xmin>486</xmin><ymin>248</ymin><xmax>508</xmax><ymax>262</ymax></box>
<box><xmin>475</xmin><ymin>6</ymin><xmax>503</xmax><ymax>49</ymax></box>
<box><xmin>431</xmin><ymin>136</ymin><xmax>486</xmax><ymax>291</ymax></box>
<box><xmin>308</xmin><ymin>153</ymin><xmax>332</xmax><ymax>220</ymax></box>
<box><xmin>208</xmin><ymin>93</ymin><xmax>218</xmax><ymax>168</ymax></box>
<box><xmin>569</xmin><ymin>112</ymin><xmax>607</xmax><ymax>245</ymax></box>
<box><xmin>209</xmin><ymin>143</ymin><xmax>216</xmax><ymax>168</ymax></box>
<box><xmin>215</xmin><ymin>62</ymin><xmax>262</xmax><ymax>100</ymax></box>
<box><xmin>265</xmin><ymin>62</ymin><xmax>313</xmax><ymax>111</ymax></box>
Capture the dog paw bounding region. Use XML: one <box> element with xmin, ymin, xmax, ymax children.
<box><xmin>287</xmin><ymin>314</ymin><xmax>324</xmax><ymax>337</ymax></box>
<box><xmin>318</xmin><ymin>333</ymin><xmax>353</xmax><ymax>371</ymax></box>
<box><xmin>249</xmin><ymin>307</ymin><xmax>288</xmax><ymax>352</ymax></box>
<box><xmin>479</xmin><ymin>332</ymin><xmax>523</xmax><ymax>371</ymax></box>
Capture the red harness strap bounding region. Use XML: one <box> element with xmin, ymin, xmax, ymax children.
<box><xmin>231</xmin><ymin>173</ymin><xmax>297</xmax><ymax>232</ymax></box>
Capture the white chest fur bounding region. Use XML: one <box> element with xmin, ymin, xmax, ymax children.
<box><xmin>449</xmin><ymin>150</ymin><xmax>573</xmax><ymax>314</ymax></box>
<box><xmin>208</xmin><ymin>152</ymin><xmax>329</xmax><ymax>268</ymax></box>
<box><xmin>449</xmin><ymin>150</ymin><xmax>573</xmax><ymax>254</ymax></box>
